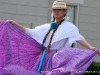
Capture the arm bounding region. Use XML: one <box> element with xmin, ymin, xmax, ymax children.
<box><xmin>76</xmin><ymin>39</ymin><xmax>96</xmax><ymax>50</ymax></box>
<box><xmin>7</xmin><ymin>20</ymin><xmax>26</xmax><ymax>32</ymax></box>
<box><xmin>77</xmin><ymin>39</ymin><xmax>100</xmax><ymax>55</ymax></box>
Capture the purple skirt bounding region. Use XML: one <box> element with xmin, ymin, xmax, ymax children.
<box><xmin>0</xmin><ymin>20</ymin><xmax>98</xmax><ymax>75</ymax></box>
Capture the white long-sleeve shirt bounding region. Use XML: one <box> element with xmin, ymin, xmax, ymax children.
<box><xmin>25</xmin><ymin>21</ymin><xmax>85</xmax><ymax>50</ymax></box>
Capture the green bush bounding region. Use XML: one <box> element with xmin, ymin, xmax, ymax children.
<box><xmin>83</xmin><ymin>61</ymin><xmax>100</xmax><ymax>75</ymax></box>
<box><xmin>30</xmin><ymin>23</ymin><xmax>33</xmax><ymax>29</ymax></box>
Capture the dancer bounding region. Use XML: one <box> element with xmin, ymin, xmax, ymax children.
<box><xmin>0</xmin><ymin>0</ymin><xmax>100</xmax><ymax>75</ymax></box>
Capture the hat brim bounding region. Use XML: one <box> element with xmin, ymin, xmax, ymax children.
<box><xmin>48</xmin><ymin>7</ymin><xmax>71</xmax><ymax>10</ymax></box>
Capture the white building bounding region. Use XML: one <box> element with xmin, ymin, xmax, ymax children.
<box><xmin>0</xmin><ymin>0</ymin><xmax>100</xmax><ymax>61</ymax></box>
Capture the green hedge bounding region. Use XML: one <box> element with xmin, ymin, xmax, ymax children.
<box><xmin>30</xmin><ymin>23</ymin><xmax>33</xmax><ymax>29</ymax></box>
<box><xmin>83</xmin><ymin>61</ymin><xmax>100</xmax><ymax>75</ymax></box>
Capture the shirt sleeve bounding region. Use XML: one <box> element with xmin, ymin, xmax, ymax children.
<box><xmin>65</xmin><ymin>30</ymin><xmax>85</xmax><ymax>47</ymax></box>
<box><xmin>25</xmin><ymin>28</ymin><xmax>35</xmax><ymax>37</ymax></box>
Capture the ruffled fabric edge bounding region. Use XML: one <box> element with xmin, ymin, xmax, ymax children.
<box><xmin>25</xmin><ymin>21</ymin><xmax>85</xmax><ymax>47</ymax></box>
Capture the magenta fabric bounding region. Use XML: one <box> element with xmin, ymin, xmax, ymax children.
<box><xmin>0</xmin><ymin>20</ymin><xmax>41</xmax><ymax>69</ymax></box>
<box><xmin>0</xmin><ymin>20</ymin><xmax>98</xmax><ymax>75</ymax></box>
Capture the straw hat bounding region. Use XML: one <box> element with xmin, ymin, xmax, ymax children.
<box><xmin>50</xmin><ymin>0</ymin><xmax>71</xmax><ymax>10</ymax></box>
